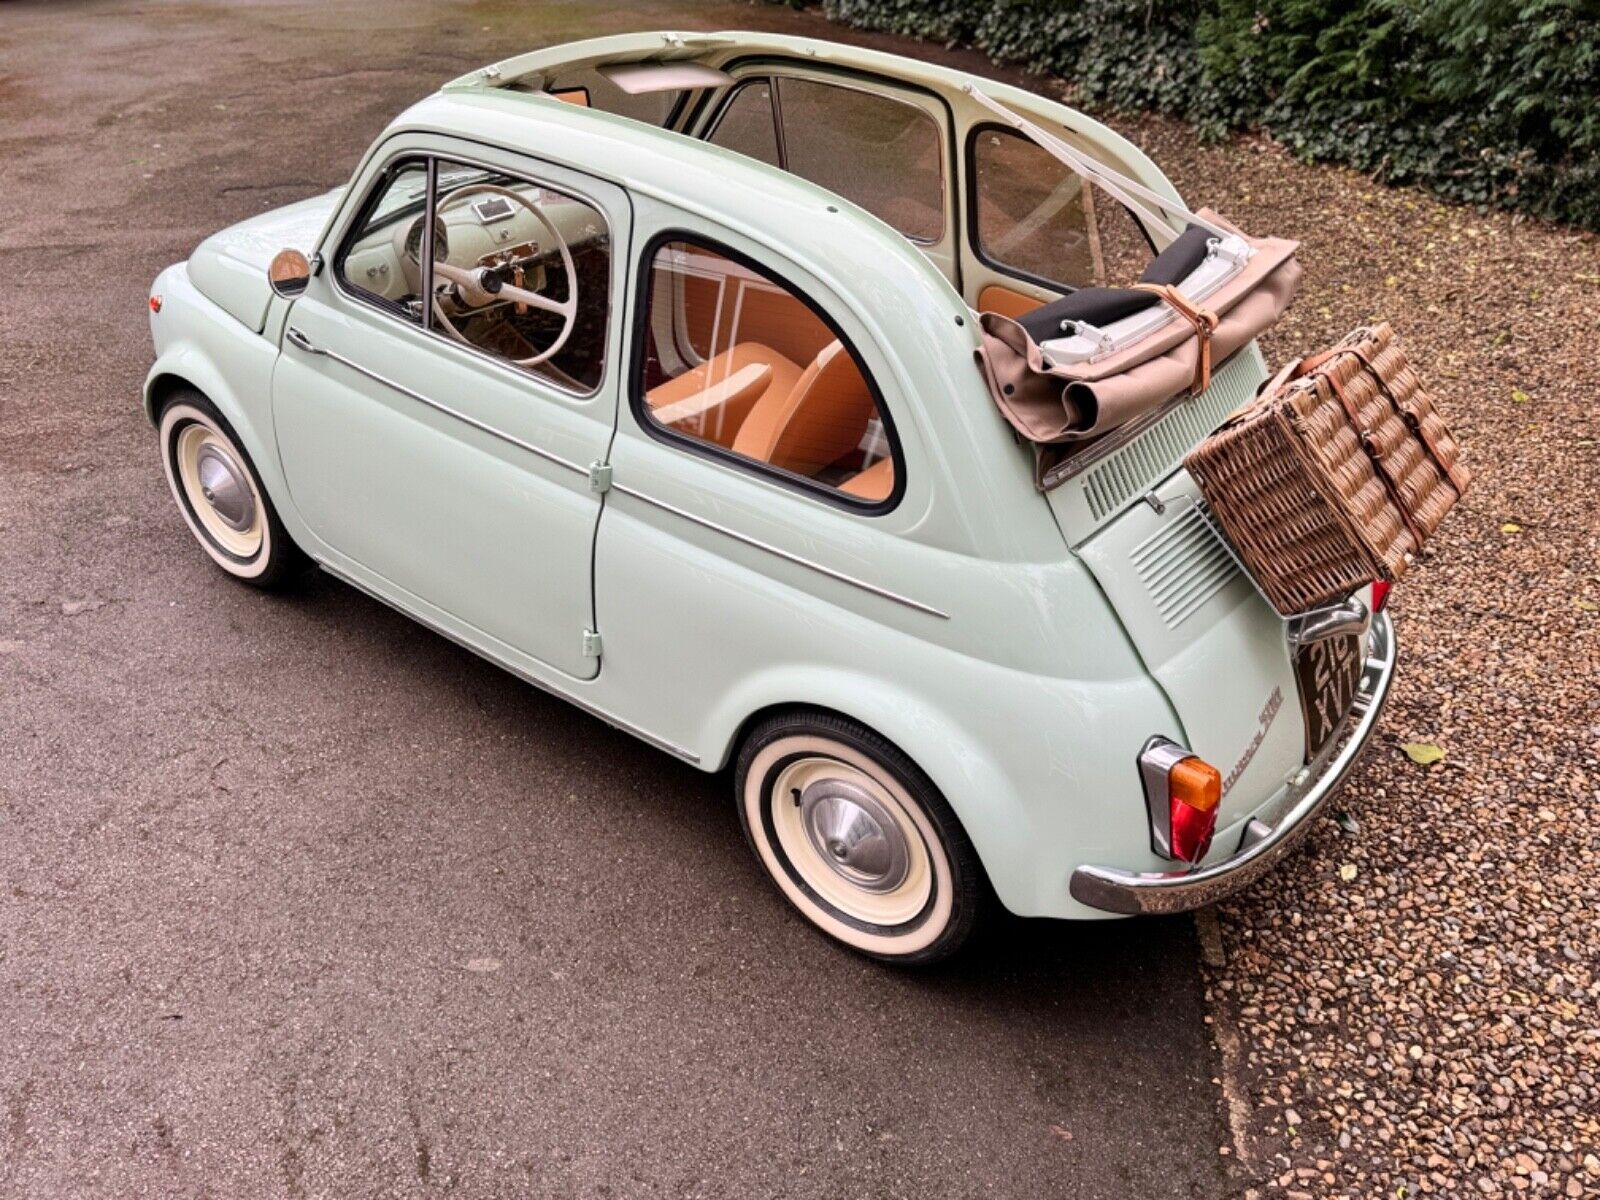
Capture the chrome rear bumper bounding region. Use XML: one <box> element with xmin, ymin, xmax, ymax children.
<box><xmin>1069</xmin><ymin>612</ymin><xmax>1396</xmax><ymax>916</ymax></box>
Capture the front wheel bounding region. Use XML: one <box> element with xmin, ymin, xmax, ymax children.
<box><xmin>158</xmin><ymin>389</ymin><xmax>304</xmax><ymax>587</ymax></box>
<box><xmin>735</xmin><ymin>712</ymin><xmax>985</xmax><ymax>965</ymax></box>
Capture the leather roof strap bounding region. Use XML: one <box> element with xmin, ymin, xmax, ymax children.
<box><xmin>1345</xmin><ymin>342</ymin><xmax>1470</xmax><ymax>497</ymax></box>
<box><xmin>1316</xmin><ymin>355</ymin><xmax>1427</xmax><ymax>548</ymax></box>
<box><xmin>1132</xmin><ymin>283</ymin><xmax>1218</xmax><ymax>394</ymax></box>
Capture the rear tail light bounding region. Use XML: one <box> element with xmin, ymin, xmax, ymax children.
<box><xmin>1371</xmin><ymin>579</ymin><xmax>1391</xmax><ymax>612</ymax></box>
<box><xmin>1138</xmin><ymin>738</ymin><xmax>1224</xmax><ymax>864</ymax></box>
<box><xmin>1167</xmin><ymin>757</ymin><xmax>1222</xmax><ymax>862</ymax></box>
<box><xmin>149</xmin><ymin>294</ymin><xmax>162</xmax><ymax>313</ymax></box>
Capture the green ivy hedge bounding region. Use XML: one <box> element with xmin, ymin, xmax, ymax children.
<box><xmin>799</xmin><ymin>0</ymin><xmax>1600</xmax><ymax>230</ymax></box>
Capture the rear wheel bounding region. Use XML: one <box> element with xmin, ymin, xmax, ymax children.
<box><xmin>158</xmin><ymin>389</ymin><xmax>304</xmax><ymax>587</ymax></box>
<box><xmin>735</xmin><ymin>712</ymin><xmax>985</xmax><ymax>964</ymax></box>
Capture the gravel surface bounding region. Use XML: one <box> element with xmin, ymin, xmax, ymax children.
<box><xmin>1099</xmin><ymin>104</ymin><xmax>1600</xmax><ymax>1199</ymax></box>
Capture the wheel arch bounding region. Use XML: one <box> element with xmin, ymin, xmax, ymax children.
<box><xmin>142</xmin><ymin>331</ymin><xmax>296</xmax><ymax>517</ymax></box>
<box><xmin>698</xmin><ymin>666</ymin><xmax>1040</xmax><ymax>915</ymax></box>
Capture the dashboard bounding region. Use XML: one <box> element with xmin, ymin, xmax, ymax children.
<box><xmin>341</xmin><ymin>181</ymin><xmax>606</xmax><ymax>306</ymax></box>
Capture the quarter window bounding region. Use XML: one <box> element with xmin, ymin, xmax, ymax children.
<box><xmin>335</xmin><ymin>156</ymin><xmax>612</xmax><ymax>393</ymax></box>
<box><xmin>635</xmin><ymin>238</ymin><xmax>898</xmax><ymax>505</ymax></box>
<box><xmin>337</xmin><ymin>160</ymin><xmax>430</xmax><ymax>315</ymax></box>
<box><xmin>972</xmin><ymin>126</ymin><xmax>1153</xmax><ymax>289</ymax></box>
<box><xmin>709</xmin><ymin>77</ymin><xmax>945</xmax><ymax>243</ymax></box>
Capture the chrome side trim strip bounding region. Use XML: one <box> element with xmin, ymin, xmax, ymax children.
<box><xmin>317</xmin><ymin>561</ymin><xmax>701</xmax><ymax>764</ymax></box>
<box><xmin>287</xmin><ymin>327</ymin><xmax>948</xmax><ymax>621</ymax></box>
<box><xmin>285</xmin><ymin>326</ymin><xmax>589</xmax><ymax>479</ymax></box>
<box><xmin>608</xmin><ymin>480</ymin><xmax>950</xmax><ymax>620</ymax></box>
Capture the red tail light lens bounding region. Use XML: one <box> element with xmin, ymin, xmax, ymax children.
<box><xmin>149</xmin><ymin>295</ymin><xmax>162</xmax><ymax>313</ymax></box>
<box><xmin>1167</xmin><ymin>757</ymin><xmax>1222</xmax><ymax>863</ymax></box>
<box><xmin>1371</xmin><ymin>580</ymin><xmax>1391</xmax><ymax>612</ymax></box>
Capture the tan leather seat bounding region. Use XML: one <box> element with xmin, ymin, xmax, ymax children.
<box><xmin>733</xmin><ymin>340</ymin><xmax>875</xmax><ymax>477</ymax></box>
<box><xmin>977</xmin><ymin>283</ymin><xmax>1049</xmax><ymax>319</ymax></box>
<box><xmin>840</xmin><ymin>456</ymin><xmax>895</xmax><ymax>501</ymax></box>
<box><xmin>646</xmin><ymin>343</ymin><xmax>804</xmax><ymax>449</ymax></box>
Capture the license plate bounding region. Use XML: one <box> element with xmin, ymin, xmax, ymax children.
<box><xmin>1295</xmin><ymin>633</ymin><xmax>1363</xmax><ymax>757</ymax></box>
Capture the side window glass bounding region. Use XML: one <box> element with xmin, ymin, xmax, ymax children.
<box><xmin>972</xmin><ymin>127</ymin><xmax>1152</xmax><ymax>289</ymax></box>
<box><xmin>429</xmin><ymin>159</ymin><xmax>611</xmax><ymax>392</ymax></box>
<box><xmin>336</xmin><ymin>160</ymin><xmax>430</xmax><ymax>319</ymax></box>
<box><xmin>777</xmin><ymin>79</ymin><xmax>943</xmax><ymax>243</ymax></box>
<box><xmin>706</xmin><ymin>79</ymin><xmax>781</xmax><ymax>167</ymax></box>
<box><xmin>635</xmin><ymin>239</ymin><xmax>898</xmax><ymax>505</ymax></box>
<box><xmin>706</xmin><ymin>76</ymin><xmax>945</xmax><ymax>244</ymax></box>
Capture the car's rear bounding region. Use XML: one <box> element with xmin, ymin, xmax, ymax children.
<box><xmin>1043</xmin><ymin>345</ymin><xmax>1397</xmax><ymax>914</ymax></box>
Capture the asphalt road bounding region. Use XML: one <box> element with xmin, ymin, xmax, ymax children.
<box><xmin>0</xmin><ymin>4</ymin><xmax>1231</xmax><ymax>1196</ymax></box>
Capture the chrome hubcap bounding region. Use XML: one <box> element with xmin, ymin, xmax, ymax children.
<box><xmin>798</xmin><ymin>778</ymin><xmax>910</xmax><ymax>893</ymax></box>
<box><xmin>194</xmin><ymin>444</ymin><xmax>255</xmax><ymax>532</ymax></box>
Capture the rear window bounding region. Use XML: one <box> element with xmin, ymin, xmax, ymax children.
<box><xmin>971</xmin><ymin>126</ymin><xmax>1152</xmax><ymax>289</ymax></box>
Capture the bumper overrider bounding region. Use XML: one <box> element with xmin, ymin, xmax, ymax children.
<box><xmin>1070</xmin><ymin>611</ymin><xmax>1397</xmax><ymax>916</ymax></box>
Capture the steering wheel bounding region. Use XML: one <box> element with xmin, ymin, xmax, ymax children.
<box><xmin>427</xmin><ymin>183</ymin><xmax>579</xmax><ymax>367</ymax></box>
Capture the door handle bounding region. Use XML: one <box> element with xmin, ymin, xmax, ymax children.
<box><xmin>285</xmin><ymin>326</ymin><xmax>322</xmax><ymax>355</ymax></box>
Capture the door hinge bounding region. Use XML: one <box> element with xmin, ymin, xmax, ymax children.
<box><xmin>588</xmin><ymin>462</ymin><xmax>612</xmax><ymax>494</ymax></box>
<box><xmin>581</xmin><ymin>628</ymin><xmax>603</xmax><ymax>659</ymax></box>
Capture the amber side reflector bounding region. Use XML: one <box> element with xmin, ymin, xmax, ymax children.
<box><xmin>1168</xmin><ymin>756</ymin><xmax>1223</xmax><ymax>862</ymax></box>
<box><xmin>149</xmin><ymin>295</ymin><xmax>162</xmax><ymax>313</ymax></box>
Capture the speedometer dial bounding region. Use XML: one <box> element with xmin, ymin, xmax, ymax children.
<box><xmin>403</xmin><ymin>214</ymin><xmax>448</xmax><ymax>264</ymax></box>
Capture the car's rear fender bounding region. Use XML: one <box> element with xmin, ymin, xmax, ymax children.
<box><xmin>690</xmin><ymin>653</ymin><xmax>1184</xmax><ymax>921</ymax></box>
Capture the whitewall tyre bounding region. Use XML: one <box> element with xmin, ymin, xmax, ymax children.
<box><xmin>158</xmin><ymin>390</ymin><xmax>303</xmax><ymax>588</ymax></box>
<box><xmin>736</xmin><ymin>712</ymin><xmax>985</xmax><ymax>964</ymax></box>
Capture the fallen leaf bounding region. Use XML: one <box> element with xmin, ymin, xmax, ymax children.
<box><xmin>1401</xmin><ymin>742</ymin><xmax>1446</xmax><ymax>765</ymax></box>
<box><xmin>1576</xmin><ymin>599</ymin><xmax>1599</xmax><ymax>612</ymax></box>
<box><xmin>1511</xmin><ymin>388</ymin><xmax>1531</xmax><ymax>403</ymax></box>
<box><xmin>1333</xmin><ymin>810</ymin><xmax>1360</xmax><ymax>835</ymax></box>
<box><xmin>1049</xmin><ymin>1124</ymin><xmax>1074</xmax><ymax>1141</ymax></box>
<box><xmin>1500</xmin><ymin>522</ymin><xmax>1522</xmax><ymax>533</ymax></box>
<box><xmin>1384</xmin><ymin>275</ymin><xmax>1398</xmax><ymax>287</ymax></box>
<box><xmin>1338</xmin><ymin>864</ymin><xmax>1359</xmax><ymax>882</ymax></box>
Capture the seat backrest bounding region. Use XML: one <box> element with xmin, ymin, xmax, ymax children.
<box><xmin>732</xmin><ymin>340</ymin><xmax>874</xmax><ymax>476</ymax></box>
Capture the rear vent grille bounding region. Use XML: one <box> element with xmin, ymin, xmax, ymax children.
<box><xmin>1130</xmin><ymin>501</ymin><xmax>1240</xmax><ymax>629</ymax></box>
<box><xmin>1081</xmin><ymin>354</ymin><xmax>1261</xmax><ymax>522</ymax></box>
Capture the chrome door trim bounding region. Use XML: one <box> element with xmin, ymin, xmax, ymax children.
<box><xmin>285</xmin><ymin>326</ymin><xmax>947</xmax><ymax>620</ymax></box>
<box><xmin>318</xmin><ymin>561</ymin><xmax>701</xmax><ymax>764</ymax></box>
<box><xmin>285</xmin><ymin>326</ymin><xmax>589</xmax><ymax>478</ymax></box>
<box><xmin>608</xmin><ymin>480</ymin><xmax>950</xmax><ymax>620</ymax></box>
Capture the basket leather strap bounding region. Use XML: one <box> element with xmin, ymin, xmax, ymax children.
<box><xmin>1314</xmin><ymin>354</ymin><xmax>1428</xmax><ymax>548</ymax></box>
<box><xmin>1344</xmin><ymin>343</ymin><xmax>1470</xmax><ymax>496</ymax></box>
<box><xmin>1132</xmin><ymin>284</ymin><xmax>1219</xmax><ymax>394</ymax></box>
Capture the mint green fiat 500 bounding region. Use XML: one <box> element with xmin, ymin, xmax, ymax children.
<box><xmin>144</xmin><ymin>31</ymin><xmax>1394</xmax><ymax>963</ymax></box>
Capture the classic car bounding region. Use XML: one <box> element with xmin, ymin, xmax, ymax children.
<box><xmin>144</xmin><ymin>30</ymin><xmax>1395</xmax><ymax>963</ymax></box>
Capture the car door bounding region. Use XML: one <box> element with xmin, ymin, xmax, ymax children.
<box><xmin>272</xmin><ymin>138</ymin><xmax>629</xmax><ymax>681</ymax></box>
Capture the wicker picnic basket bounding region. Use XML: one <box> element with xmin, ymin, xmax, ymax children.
<box><xmin>1183</xmin><ymin>323</ymin><xmax>1469</xmax><ymax>615</ymax></box>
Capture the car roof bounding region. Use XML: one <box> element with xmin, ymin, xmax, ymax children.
<box><xmin>437</xmin><ymin>30</ymin><xmax>1178</xmax><ymax>213</ymax></box>
<box><xmin>401</xmin><ymin>30</ymin><xmax>1185</xmax><ymax>304</ymax></box>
